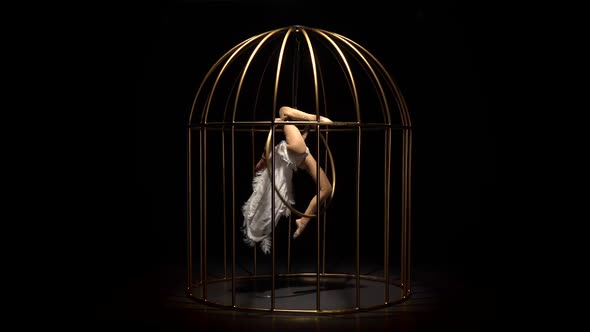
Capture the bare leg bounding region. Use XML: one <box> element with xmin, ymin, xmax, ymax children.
<box><xmin>293</xmin><ymin>153</ymin><xmax>333</xmax><ymax>239</ymax></box>
<box><xmin>279</xmin><ymin>106</ymin><xmax>332</xmax><ymax>124</ymax></box>
<box><xmin>256</xmin><ymin>106</ymin><xmax>332</xmax><ymax>237</ymax></box>
<box><xmin>278</xmin><ymin>107</ymin><xmax>333</xmax><ymax>238</ymax></box>
<box><xmin>256</xmin><ymin>106</ymin><xmax>323</xmax><ymax>171</ymax></box>
<box><xmin>279</xmin><ymin>106</ymin><xmax>331</xmax><ymax>154</ymax></box>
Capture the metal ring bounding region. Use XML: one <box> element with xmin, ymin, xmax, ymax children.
<box><xmin>264</xmin><ymin>121</ymin><xmax>336</xmax><ymax>218</ymax></box>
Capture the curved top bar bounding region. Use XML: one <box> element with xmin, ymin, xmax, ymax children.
<box><xmin>272</xmin><ymin>26</ymin><xmax>296</xmax><ymax>120</ymax></box>
<box><xmin>188</xmin><ymin>25</ymin><xmax>410</xmax><ymax>128</ymax></box>
<box><xmin>230</xmin><ymin>28</ymin><xmax>285</xmax><ymax>123</ymax></box>
<box><xmin>332</xmin><ymin>31</ymin><xmax>411</xmax><ymax>127</ymax></box>
<box><xmin>312</xmin><ymin>28</ymin><xmax>361</xmax><ymax>123</ymax></box>
<box><xmin>189</xmin><ymin>31</ymin><xmax>264</xmax><ymax>125</ymax></box>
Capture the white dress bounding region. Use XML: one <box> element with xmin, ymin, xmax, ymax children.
<box><xmin>241</xmin><ymin>140</ymin><xmax>309</xmax><ymax>254</ymax></box>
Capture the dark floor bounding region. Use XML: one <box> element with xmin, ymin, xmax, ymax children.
<box><xmin>93</xmin><ymin>262</ymin><xmax>504</xmax><ymax>331</ymax></box>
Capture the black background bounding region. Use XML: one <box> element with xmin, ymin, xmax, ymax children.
<box><xmin>78</xmin><ymin>0</ymin><xmax>572</xmax><ymax>328</ymax></box>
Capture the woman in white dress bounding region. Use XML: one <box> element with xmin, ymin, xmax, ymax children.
<box><xmin>241</xmin><ymin>106</ymin><xmax>333</xmax><ymax>254</ymax></box>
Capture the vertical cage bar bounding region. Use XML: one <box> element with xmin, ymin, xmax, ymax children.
<box><xmin>252</xmin><ymin>129</ymin><xmax>258</xmax><ymax>276</ymax></box>
<box><xmin>187</xmin><ymin>128</ymin><xmax>193</xmax><ymax>292</ymax></box>
<box><xmin>271</xmin><ymin>123</ymin><xmax>276</xmax><ymax>310</ymax></box>
<box><xmin>203</xmin><ymin>127</ymin><xmax>208</xmax><ymax>299</ymax></box>
<box><xmin>355</xmin><ymin>125</ymin><xmax>361</xmax><ymax>309</ymax></box>
<box><xmin>384</xmin><ymin>127</ymin><xmax>391</xmax><ymax>302</ymax></box>
<box><xmin>401</xmin><ymin>129</ymin><xmax>407</xmax><ymax>292</ymax></box>
<box><xmin>406</xmin><ymin>129</ymin><xmax>413</xmax><ymax>294</ymax></box>
<box><xmin>222</xmin><ymin>127</ymin><xmax>227</xmax><ymax>279</ymax></box>
<box><xmin>254</xmin><ymin>227</ymin><xmax>258</xmax><ymax>274</ymax></box>
<box><xmin>402</xmin><ymin>128</ymin><xmax>412</xmax><ymax>295</ymax></box>
<box><xmin>288</xmin><ymin>214</ymin><xmax>292</xmax><ymax>273</ymax></box>
<box><xmin>316</xmin><ymin>123</ymin><xmax>321</xmax><ymax>311</ymax></box>
<box><xmin>232</xmin><ymin>125</ymin><xmax>237</xmax><ymax>307</ymax></box>
<box><xmin>199</xmin><ymin>127</ymin><xmax>204</xmax><ymax>288</ymax></box>
<box><xmin>322</xmin><ymin>129</ymin><xmax>329</xmax><ymax>275</ymax></box>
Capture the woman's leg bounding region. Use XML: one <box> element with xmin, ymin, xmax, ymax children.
<box><xmin>293</xmin><ymin>154</ymin><xmax>333</xmax><ymax>239</ymax></box>
<box><xmin>279</xmin><ymin>106</ymin><xmax>332</xmax><ymax>123</ymax></box>
<box><xmin>277</xmin><ymin>107</ymin><xmax>333</xmax><ymax>238</ymax></box>
<box><xmin>255</xmin><ymin>106</ymin><xmax>319</xmax><ymax>170</ymax></box>
<box><xmin>279</xmin><ymin>106</ymin><xmax>331</xmax><ymax>154</ymax></box>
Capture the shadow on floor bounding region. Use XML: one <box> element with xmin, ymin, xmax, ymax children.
<box><xmin>92</xmin><ymin>262</ymin><xmax>505</xmax><ymax>331</ymax></box>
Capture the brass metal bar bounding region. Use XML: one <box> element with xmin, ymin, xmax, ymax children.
<box><xmin>402</xmin><ymin>128</ymin><xmax>413</xmax><ymax>295</ymax></box>
<box><xmin>288</xmin><ymin>214</ymin><xmax>292</xmax><ymax>273</ymax></box>
<box><xmin>401</xmin><ymin>129</ymin><xmax>407</xmax><ymax>291</ymax></box>
<box><xmin>322</xmin><ymin>211</ymin><xmax>326</xmax><ymax>273</ymax></box>
<box><xmin>233</xmin><ymin>29</ymin><xmax>284</xmax><ymax>123</ymax></box>
<box><xmin>271</xmin><ymin>27</ymin><xmax>293</xmax><ymax>116</ymax></box>
<box><xmin>316</xmin><ymin>122</ymin><xmax>321</xmax><ymax>311</ymax></box>
<box><xmin>232</xmin><ymin>126</ymin><xmax>237</xmax><ymax>307</ymax></box>
<box><xmin>190</xmin><ymin>121</ymin><xmax>400</xmax><ymax>128</ymax></box>
<box><xmin>311</xmin><ymin>29</ymin><xmax>361</xmax><ymax>122</ymax></box>
<box><xmin>404</xmin><ymin>129</ymin><xmax>410</xmax><ymax>293</ymax></box>
<box><xmin>322</xmin><ymin>130</ymin><xmax>329</xmax><ymax>275</ymax></box>
<box><xmin>402</xmin><ymin>129</ymin><xmax>407</xmax><ymax>292</ymax></box>
<box><xmin>222</xmin><ymin>127</ymin><xmax>227</xmax><ymax>279</ymax></box>
<box><xmin>199</xmin><ymin>128</ymin><xmax>203</xmax><ymax>286</ymax></box>
<box><xmin>301</xmin><ymin>28</ymin><xmax>325</xmax><ymax>311</ymax></box>
<box><xmin>251</xmin><ymin>129</ymin><xmax>256</xmax><ymax>176</ymax></box>
<box><xmin>355</xmin><ymin>125</ymin><xmax>361</xmax><ymax>309</ymax></box>
<box><xmin>252</xmin><ymin>129</ymin><xmax>257</xmax><ymax>277</ymax></box>
<box><xmin>271</xmin><ymin>124</ymin><xmax>276</xmax><ymax>310</ymax></box>
<box><xmin>321</xmin><ymin>63</ymin><xmax>330</xmax><ymax>272</ymax></box>
<box><xmin>189</xmin><ymin>30</ymin><xmax>269</xmax><ymax>124</ymax></box>
<box><xmin>190</xmin><ymin>270</ymin><xmax>413</xmax><ymax>311</ymax></box>
<box><xmin>254</xmin><ymin>240</ymin><xmax>257</xmax><ymax>276</ymax></box>
<box><xmin>198</xmin><ymin>271</ymin><xmax>402</xmax><ymax>283</ymax></box>
<box><xmin>203</xmin><ymin>128</ymin><xmax>208</xmax><ymax>300</ymax></box>
<box><xmin>322</xmin><ymin>30</ymin><xmax>409</xmax><ymax>125</ymax></box>
<box><xmin>406</xmin><ymin>129</ymin><xmax>413</xmax><ymax>294</ymax></box>
<box><xmin>292</xmin><ymin>32</ymin><xmax>301</xmax><ymax>108</ymax></box>
<box><xmin>187</xmin><ymin>128</ymin><xmax>193</xmax><ymax>291</ymax></box>
<box><xmin>287</xmin><ymin>28</ymin><xmax>299</xmax><ymax>277</ymax></box>
<box><xmin>299</xmin><ymin>28</ymin><xmax>321</xmax><ymax>125</ymax></box>
<box><xmin>195</xmin><ymin>27</ymin><xmax>283</xmax><ymax>124</ymax></box>
<box><xmin>185</xmin><ymin>294</ymin><xmax>407</xmax><ymax>314</ymax></box>
<box><xmin>384</xmin><ymin>127</ymin><xmax>391</xmax><ymax>302</ymax></box>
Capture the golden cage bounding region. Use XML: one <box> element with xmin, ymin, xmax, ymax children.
<box><xmin>186</xmin><ymin>25</ymin><xmax>413</xmax><ymax>314</ymax></box>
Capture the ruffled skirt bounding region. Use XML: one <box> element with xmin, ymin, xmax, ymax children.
<box><xmin>241</xmin><ymin>140</ymin><xmax>309</xmax><ymax>254</ymax></box>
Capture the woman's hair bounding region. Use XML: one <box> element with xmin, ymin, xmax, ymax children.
<box><xmin>254</xmin><ymin>151</ymin><xmax>267</xmax><ymax>173</ymax></box>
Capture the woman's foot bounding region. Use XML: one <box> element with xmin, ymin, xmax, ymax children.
<box><xmin>306</xmin><ymin>115</ymin><xmax>333</xmax><ymax>123</ymax></box>
<box><xmin>293</xmin><ymin>218</ymin><xmax>309</xmax><ymax>239</ymax></box>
